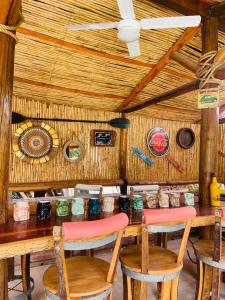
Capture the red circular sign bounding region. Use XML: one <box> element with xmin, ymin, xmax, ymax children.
<box><xmin>147</xmin><ymin>128</ymin><xmax>169</xmax><ymax>157</ymax></box>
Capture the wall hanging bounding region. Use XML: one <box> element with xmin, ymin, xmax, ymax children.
<box><xmin>147</xmin><ymin>128</ymin><xmax>169</xmax><ymax>157</ymax></box>
<box><xmin>12</xmin><ymin>121</ymin><xmax>59</xmax><ymax>164</ymax></box>
<box><xmin>165</xmin><ymin>153</ymin><xmax>184</xmax><ymax>173</ymax></box>
<box><xmin>92</xmin><ymin>130</ymin><xmax>116</xmax><ymax>146</ymax></box>
<box><xmin>63</xmin><ymin>139</ymin><xmax>85</xmax><ymax>162</ymax></box>
<box><xmin>12</xmin><ymin>112</ymin><xmax>130</xmax><ymax>129</ymax></box>
<box><xmin>176</xmin><ymin>128</ymin><xmax>195</xmax><ymax>149</ymax></box>
<box><xmin>132</xmin><ymin>147</ymin><xmax>153</xmax><ymax>166</ymax></box>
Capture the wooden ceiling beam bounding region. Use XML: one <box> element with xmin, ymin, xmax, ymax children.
<box><xmin>121</xmin><ymin>80</ymin><xmax>200</xmax><ymax>113</ymax></box>
<box><xmin>13</xmin><ymin>76</ymin><xmax>125</xmax><ymax>100</ymax></box>
<box><xmin>0</xmin><ymin>0</ymin><xmax>13</xmax><ymax>23</ymax></box>
<box><xmin>17</xmin><ymin>27</ymin><xmax>195</xmax><ymax>81</ymax></box>
<box><xmin>171</xmin><ymin>52</ymin><xmax>199</xmax><ymax>73</ymax></box>
<box><xmin>117</xmin><ymin>26</ymin><xmax>200</xmax><ymax>111</ymax></box>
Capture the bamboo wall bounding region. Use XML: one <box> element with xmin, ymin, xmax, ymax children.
<box><xmin>127</xmin><ymin>115</ymin><xmax>200</xmax><ymax>182</ymax></box>
<box><xmin>10</xmin><ymin>97</ymin><xmax>203</xmax><ymax>185</ymax></box>
<box><xmin>10</xmin><ymin>97</ymin><xmax>121</xmax><ymax>183</ymax></box>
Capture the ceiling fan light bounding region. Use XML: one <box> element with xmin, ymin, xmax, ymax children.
<box><xmin>117</xmin><ymin>19</ymin><xmax>140</xmax><ymax>43</ymax></box>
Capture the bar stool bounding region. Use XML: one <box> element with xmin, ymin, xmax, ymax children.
<box><xmin>193</xmin><ymin>207</ymin><xmax>225</xmax><ymax>300</ymax></box>
<box><xmin>120</xmin><ymin>206</ymin><xmax>196</xmax><ymax>300</ymax></box>
<box><xmin>43</xmin><ymin>213</ymin><xmax>129</xmax><ymax>299</ymax></box>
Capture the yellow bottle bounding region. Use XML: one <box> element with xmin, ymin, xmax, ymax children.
<box><xmin>210</xmin><ymin>176</ymin><xmax>220</xmax><ymax>206</ymax></box>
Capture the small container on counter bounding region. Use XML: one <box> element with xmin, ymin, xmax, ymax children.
<box><xmin>119</xmin><ymin>195</ymin><xmax>130</xmax><ymax>212</ymax></box>
<box><xmin>13</xmin><ymin>201</ymin><xmax>30</xmax><ymax>222</ymax></box>
<box><xmin>145</xmin><ymin>193</ymin><xmax>158</xmax><ymax>208</ymax></box>
<box><xmin>158</xmin><ymin>191</ymin><xmax>169</xmax><ymax>208</ymax></box>
<box><xmin>184</xmin><ymin>193</ymin><xmax>195</xmax><ymax>206</ymax></box>
<box><xmin>169</xmin><ymin>193</ymin><xmax>180</xmax><ymax>207</ymax></box>
<box><xmin>103</xmin><ymin>197</ymin><xmax>114</xmax><ymax>213</ymax></box>
<box><xmin>37</xmin><ymin>200</ymin><xmax>51</xmax><ymax>220</ymax></box>
<box><xmin>132</xmin><ymin>194</ymin><xmax>143</xmax><ymax>210</ymax></box>
<box><xmin>72</xmin><ymin>198</ymin><xmax>84</xmax><ymax>216</ymax></box>
<box><xmin>88</xmin><ymin>198</ymin><xmax>101</xmax><ymax>214</ymax></box>
<box><xmin>56</xmin><ymin>199</ymin><xmax>69</xmax><ymax>217</ymax></box>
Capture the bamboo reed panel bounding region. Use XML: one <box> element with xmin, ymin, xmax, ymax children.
<box><xmin>126</xmin><ymin>114</ymin><xmax>200</xmax><ymax>182</ymax></box>
<box><xmin>10</xmin><ymin>97</ymin><xmax>121</xmax><ymax>183</ymax></box>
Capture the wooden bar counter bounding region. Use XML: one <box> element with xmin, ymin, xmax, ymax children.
<box><xmin>0</xmin><ymin>205</ymin><xmax>217</xmax><ymax>260</ymax></box>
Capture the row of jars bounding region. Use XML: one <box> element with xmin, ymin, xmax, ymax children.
<box><xmin>13</xmin><ymin>192</ymin><xmax>194</xmax><ymax>222</ymax></box>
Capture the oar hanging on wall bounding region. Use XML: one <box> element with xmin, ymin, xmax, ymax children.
<box><xmin>11</xmin><ymin>112</ymin><xmax>130</xmax><ymax>129</ymax></box>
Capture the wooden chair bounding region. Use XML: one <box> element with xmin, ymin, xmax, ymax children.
<box><xmin>120</xmin><ymin>206</ymin><xmax>196</xmax><ymax>300</ymax></box>
<box><xmin>43</xmin><ymin>213</ymin><xmax>129</xmax><ymax>300</ymax></box>
<box><xmin>193</xmin><ymin>207</ymin><xmax>225</xmax><ymax>300</ymax></box>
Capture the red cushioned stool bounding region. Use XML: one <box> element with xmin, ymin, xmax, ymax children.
<box><xmin>120</xmin><ymin>206</ymin><xmax>196</xmax><ymax>300</ymax></box>
<box><xmin>43</xmin><ymin>213</ymin><xmax>129</xmax><ymax>300</ymax></box>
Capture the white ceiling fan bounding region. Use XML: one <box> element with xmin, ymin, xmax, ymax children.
<box><xmin>66</xmin><ymin>0</ymin><xmax>201</xmax><ymax>57</ymax></box>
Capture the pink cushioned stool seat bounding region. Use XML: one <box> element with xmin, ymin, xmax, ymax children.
<box><xmin>63</xmin><ymin>213</ymin><xmax>129</xmax><ymax>240</ymax></box>
<box><xmin>144</xmin><ymin>206</ymin><xmax>196</xmax><ymax>225</ymax></box>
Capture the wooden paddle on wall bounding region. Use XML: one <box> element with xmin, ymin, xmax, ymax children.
<box><xmin>11</xmin><ymin>112</ymin><xmax>130</xmax><ymax>129</ymax></box>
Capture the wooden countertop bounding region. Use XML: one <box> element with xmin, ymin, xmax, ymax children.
<box><xmin>0</xmin><ymin>205</ymin><xmax>218</xmax><ymax>260</ymax></box>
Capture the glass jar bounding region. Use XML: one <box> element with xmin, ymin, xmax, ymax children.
<box><xmin>88</xmin><ymin>198</ymin><xmax>101</xmax><ymax>214</ymax></box>
<box><xmin>133</xmin><ymin>194</ymin><xmax>143</xmax><ymax>210</ymax></box>
<box><xmin>72</xmin><ymin>198</ymin><xmax>84</xmax><ymax>216</ymax></box>
<box><xmin>119</xmin><ymin>195</ymin><xmax>130</xmax><ymax>212</ymax></box>
<box><xmin>103</xmin><ymin>197</ymin><xmax>114</xmax><ymax>213</ymax></box>
<box><xmin>13</xmin><ymin>201</ymin><xmax>30</xmax><ymax>222</ymax></box>
<box><xmin>56</xmin><ymin>199</ymin><xmax>69</xmax><ymax>217</ymax></box>
<box><xmin>37</xmin><ymin>200</ymin><xmax>51</xmax><ymax>220</ymax></box>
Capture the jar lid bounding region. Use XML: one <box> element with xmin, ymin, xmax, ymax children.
<box><xmin>120</xmin><ymin>195</ymin><xmax>129</xmax><ymax>198</ymax></box>
<box><xmin>39</xmin><ymin>200</ymin><xmax>50</xmax><ymax>204</ymax></box>
<box><xmin>57</xmin><ymin>199</ymin><xmax>67</xmax><ymax>202</ymax></box>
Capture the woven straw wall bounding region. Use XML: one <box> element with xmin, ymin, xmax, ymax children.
<box><xmin>126</xmin><ymin>115</ymin><xmax>200</xmax><ymax>182</ymax></box>
<box><xmin>10</xmin><ymin>97</ymin><xmax>121</xmax><ymax>183</ymax></box>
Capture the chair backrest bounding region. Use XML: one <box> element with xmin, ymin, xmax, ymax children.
<box><xmin>53</xmin><ymin>213</ymin><xmax>129</xmax><ymax>299</ymax></box>
<box><xmin>74</xmin><ymin>183</ymin><xmax>103</xmax><ymax>199</ymax></box>
<box><xmin>211</xmin><ymin>207</ymin><xmax>225</xmax><ymax>265</ymax></box>
<box><xmin>141</xmin><ymin>207</ymin><xmax>196</xmax><ymax>273</ymax></box>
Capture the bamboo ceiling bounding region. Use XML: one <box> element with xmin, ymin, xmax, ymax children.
<box><xmin>12</xmin><ymin>0</ymin><xmax>225</xmax><ymax>122</ymax></box>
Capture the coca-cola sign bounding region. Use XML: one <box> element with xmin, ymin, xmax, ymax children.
<box><xmin>147</xmin><ymin>128</ymin><xmax>169</xmax><ymax>157</ymax></box>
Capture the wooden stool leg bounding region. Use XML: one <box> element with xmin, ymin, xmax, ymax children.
<box><xmin>127</xmin><ymin>276</ymin><xmax>132</xmax><ymax>300</ymax></box>
<box><xmin>170</xmin><ymin>277</ymin><xmax>179</xmax><ymax>300</ymax></box>
<box><xmin>161</xmin><ymin>280</ymin><xmax>171</xmax><ymax>300</ymax></box>
<box><xmin>133</xmin><ymin>279</ymin><xmax>142</xmax><ymax>300</ymax></box>
<box><xmin>211</xmin><ymin>267</ymin><xmax>221</xmax><ymax>300</ymax></box>
<box><xmin>202</xmin><ymin>264</ymin><xmax>213</xmax><ymax>300</ymax></box>
<box><xmin>195</xmin><ymin>260</ymin><xmax>204</xmax><ymax>300</ymax></box>
<box><xmin>21</xmin><ymin>254</ymin><xmax>31</xmax><ymax>300</ymax></box>
<box><xmin>123</xmin><ymin>273</ymin><xmax>128</xmax><ymax>300</ymax></box>
<box><xmin>140</xmin><ymin>282</ymin><xmax>149</xmax><ymax>300</ymax></box>
<box><xmin>157</xmin><ymin>282</ymin><xmax>162</xmax><ymax>298</ymax></box>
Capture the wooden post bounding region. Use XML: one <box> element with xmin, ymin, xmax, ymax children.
<box><xmin>0</xmin><ymin>1</ymin><xmax>21</xmax><ymax>298</ymax></box>
<box><xmin>120</xmin><ymin>113</ymin><xmax>128</xmax><ymax>184</ymax></box>
<box><xmin>199</xmin><ymin>17</ymin><xmax>219</xmax><ymax>207</ymax></box>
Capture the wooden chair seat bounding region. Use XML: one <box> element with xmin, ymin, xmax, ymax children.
<box><xmin>120</xmin><ymin>245</ymin><xmax>183</xmax><ymax>275</ymax></box>
<box><xmin>43</xmin><ymin>256</ymin><xmax>114</xmax><ymax>298</ymax></box>
<box><xmin>193</xmin><ymin>240</ymin><xmax>225</xmax><ymax>263</ymax></box>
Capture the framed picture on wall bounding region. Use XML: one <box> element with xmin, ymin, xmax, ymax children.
<box><xmin>91</xmin><ymin>130</ymin><xmax>116</xmax><ymax>147</ymax></box>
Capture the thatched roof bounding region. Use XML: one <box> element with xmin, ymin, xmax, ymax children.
<box><xmin>13</xmin><ymin>0</ymin><xmax>225</xmax><ymax>122</ymax></box>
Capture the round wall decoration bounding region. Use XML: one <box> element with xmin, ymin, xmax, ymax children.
<box><xmin>12</xmin><ymin>121</ymin><xmax>59</xmax><ymax>164</ymax></box>
<box><xmin>176</xmin><ymin>128</ymin><xmax>195</xmax><ymax>149</ymax></box>
<box><xmin>147</xmin><ymin>128</ymin><xmax>170</xmax><ymax>157</ymax></box>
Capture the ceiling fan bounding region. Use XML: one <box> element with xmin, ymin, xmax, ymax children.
<box><xmin>66</xmin><ymin>0</ymin><xmax>201</xmax><ymax>57</ymax></box>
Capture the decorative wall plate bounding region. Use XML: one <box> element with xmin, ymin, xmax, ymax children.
<box><xmin>147</xmin><ymin>128</ymin><xmax>169</xmax><ymax>157</ymax></box>
<box><xmin>12</xmin><ymin>121</ymin><xmax>59</xmax><ymax>164</ymax></box>
<box><xmin>176</xmin><ymin>128</ymin><xmax>195</xmax><ymax>149</ymax></box>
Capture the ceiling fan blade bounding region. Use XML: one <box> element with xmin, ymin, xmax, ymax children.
<box><xmin>66</xmin><ymin>22</ymin><xmax>118</xmax><ymax>31</ymax></box>
<box><xmin>117</xmin><ymin>0</ymin><xmax>136</xmax><ymax>19</ymax></box>
<box><xmin>127</xmin><ymin>40</ymin><xmax>140</xmax><ymax>57</ymax></box>
<box><xmin>140</xmin><ymin>15</ymin><xmax>201</xmax><ymax>30</ymax></box>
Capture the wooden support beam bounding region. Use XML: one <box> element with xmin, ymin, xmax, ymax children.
<box><xmin>0</xmin><ymin>1</ymin><xmax>21</xmax><ymax>299</ymax></box>
<box><xmin>199</xmin><ymin>17</ymin><xmax>219</xmax><ymax>210</ymax></box>
<box><xmin>17</xmin><ymin>27</ymin><xmax>195</xmax><ymax>81</ymax></box>
<box><xmin>116</xmin><ymin>26</ymin><xmax>200</xmax><ymax>111</ymax></box>
<box><xmin>120</xmin><ymin>113</ymin><xmax>128</xmax><ymax>180</ymax></box>
<box><xmin>171</xmin><ymin>52</ymin><xmax>199</xmax><ymax>73</ymax></box>
<box><xmin>120</xmin><ymin>80</ymin><xmax>200</xmax><ymax>113</ymax></box>
<box><xmin>14</xmin><ymin>76</ymin><xmax>125</xmax><ymax>100</ymax></box>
